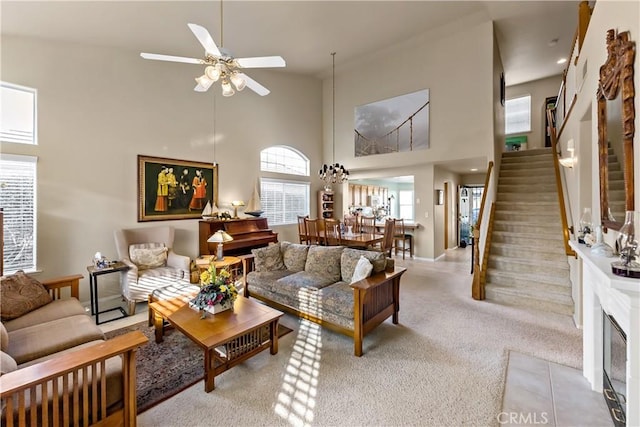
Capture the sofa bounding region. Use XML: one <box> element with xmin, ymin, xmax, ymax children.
<box><xmin>0</xmin><ymin>271</ymin><xmax>147</xmax><ymax>426</ymax></box>
<box><xmin>242</xmin><ymin>242</ymin><xmax>406</xmax><ymax>356</ymax></box>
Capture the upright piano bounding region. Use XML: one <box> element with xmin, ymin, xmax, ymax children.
<box><xmin>198</xmin><ymin>217</ymin><xmax>278</xmax><ymax>256</ymax></box>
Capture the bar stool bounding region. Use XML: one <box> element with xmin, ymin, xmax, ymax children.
<box><xmin>394</xmin><ymin>218</ymin><xmax>413</xmax><ymax>259</ymax></box>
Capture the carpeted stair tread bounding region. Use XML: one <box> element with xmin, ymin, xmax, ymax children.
<box><xmin>493</xmin><ymin>212</ymin><xmax>562</xmax><ymax>223</ymax></box>
<box><xmin>497</xmin><ymin>192</ymin><xmax>558</xmax><ymax>202</ymax></box>
<box><xmin>499</xmin><ymin>167</ymin><xmax>555</xmax><ymax>177</ymax></box>
<box><xmin>491</xmin><ymin>242</ymin><xmax>566</xmax><ymax>259</ymax></box>
<box><xmin>502</xmin><ymin>148</ymin><xmax>551</xmax><ymax>158</ymax></box>
<box><xmin>485</xmin><ymin>268</ymin><xmax>571</xmax><ymax>291</ymax></box>
<box><xmin>492</xmin><ymin>221</ymin><xmax>563</xmax><ymax>234</ymax></box>
<box><xmin>498</xmin><ymin>183</ymin><xmax>558</xmax><ymax>193</ymax></box>
<box><xmin>499</xmin><ymin>175</ymin><xmax>557</xmax><ymax>185</ymax></box>
<box><xmin>484</xmin><ymin>285</ymin><xmax>574</xmax><ymax>315</ymax></box>
<box><xmin>488</xmin><ymin>255</ymin><xmax>569</xmax><ymax>276</ymax></box>
<box><xmin>495</xmin><ymin>200</ymin><xmax>560</xmax><ymax>210</ymax></box>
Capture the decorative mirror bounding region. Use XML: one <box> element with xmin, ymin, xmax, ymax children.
<box><xmin>598</xmin><ymin>29</ymin><xmax>636</xmax><ymax>231</ymax></box>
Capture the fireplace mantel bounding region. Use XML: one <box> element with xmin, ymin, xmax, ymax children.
<box><xmin>570</xmin><ymin>241</ymin><xmax>640</xmax><ymax>426</ymax></box>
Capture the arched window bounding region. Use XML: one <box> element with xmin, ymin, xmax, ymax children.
<box><xmin>260</xmin><ymin>146</ymin><xmax>310</xmax><ymax>225</ymax></box>
<box><xmin>260</xmin><ymin>146</ymin><xmax>309</xmax><ymax>176</ymax></box>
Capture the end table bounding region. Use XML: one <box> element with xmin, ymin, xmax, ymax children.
<box><xmin>86</xmin><ymin>261</ymin><xmax>130</xmax><ymax>325</ymax></box>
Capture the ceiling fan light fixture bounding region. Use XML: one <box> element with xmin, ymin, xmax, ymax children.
<box><xmin>221</xmin><ymin>79</ymin><xmax>235</xmax><ymax>97</ymax></box>
<box><xmin>205</xmin><ymin>65</ymin><xmax>221</xmax><ymax>82</ymax></box>
<box><xmin>195</xmin><ymin>74</ymin><xmax>214</xmax><ymax>90</ymax></box>
<box><xmin>230</xmin><ymin>73</ymin><xmax>246</xmax><ymax>91</ymax></box>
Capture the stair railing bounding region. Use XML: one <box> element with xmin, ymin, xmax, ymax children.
<box><xmin>472</xmin><ymin>161</ymin><xmax>494</xmax><ymax>300</ymax></box>
<box><xmin>547</xmin><ymin>107</ymin><xmax>577</xmax><ymax>257</ymax></box>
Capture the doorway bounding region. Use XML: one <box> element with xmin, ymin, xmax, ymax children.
<box><xmin>458</xmin><ymin>185</ymin><xmax>484</xmax><ymax>247</ymax></box>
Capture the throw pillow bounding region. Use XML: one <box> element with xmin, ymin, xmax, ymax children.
<box><xmin>280</xmin><ymin>241</ymin><xmax>310</xmax><ymax>272</ymax></box>
<box><xmin>129</xmin><ymin>243</ymin><xmax>167</xmax><ymax>270</ymax></box>
<box><xmin>252</xmin><ymin>243</ymin><xmax>285</xmax><ymax>272</ymax></box>
<box><xmin>305</xmin><ymin>246</ymin><xmax>344</xmax><ymax>283</ymax></box>
<box><xmin>350</xmin><ymin>256</ymin><xmax>374</xmax><ymax>284</ymax></box>
<box><xmin>340</xmin><ymin>248</ymin><xmax>386</xmax><ymax>282</ymax></box>
<box><xmin>0</xmin><ymin>271</ymin><xmax>53</xmax><ymax>321</ymax></box>
<box><xmin>0</xmin><ymin>322</ymin><xmax>8</xmax><ymax>352</ymax></box>
<box><xmin>0</xmin><ymin>351</ymin><xmax>18</xmax><ymax>376</ymax></box>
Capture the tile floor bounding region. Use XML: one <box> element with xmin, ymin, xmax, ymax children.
<box><xmin>501</xmin><ymin>351</ymin><xmax>614</xmax><ymax>427</ymax></box>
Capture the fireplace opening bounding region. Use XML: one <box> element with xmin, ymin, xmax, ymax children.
<box><xmin>603</xmin><ymin>311</ymin><xmax>627</xmax><ymax>427</ymax></box>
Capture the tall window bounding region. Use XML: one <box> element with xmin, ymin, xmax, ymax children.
<box><xmin>1</xmin><ymin>82</ymin><xmax>37</xmax><ymax>145</ymax></box>
<box><xmin>260</xmin><ymin>146</ymin><xmax>310</xmax><ymax>225</ymax></box>
<box><xmin>0</xmin><ymin>154</ymin><xmax>38</xmax><ymax>273</ymax></box>
<box><xmin>398</xmin><ymin>190</ymin><xmax>414</xmax><ymax>220</ymax></box>
<box><xmin>505</xmin><ymin>95</ymin><xmax>531</xmax><ymax>134</ymax></box>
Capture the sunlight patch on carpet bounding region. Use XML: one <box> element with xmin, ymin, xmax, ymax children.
<box><xmin>275</xmin><ymin>290</ymin><xmax>323</xmax><ymax>426</ymax></box>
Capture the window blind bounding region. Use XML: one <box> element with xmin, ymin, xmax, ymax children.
<box><xmin>261</xmin><ymin>178</ymin><xmax>309</xmax><ymax>226</ymax></box>
<box><xmin>0</xmin><ymin>154</ymin><xmax>37</xmax><ymax>272</ymax></box>
<box><xmin>505</xmin><ymin>95</ymin><xmax>531</xmax><ymax>135</ymax></box>
<box><xmin>1</xmin><ymin>82</ymin><xmax>37</xmax><ymax>145</ymax></box>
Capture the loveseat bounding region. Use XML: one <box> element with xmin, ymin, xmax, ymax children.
<box><xmin>242</xmin><ymin>242</ymin><xmax>406</xmax><ymax>356</ymax></box>
<box><xmin>0</xmin><ymin>271</ymin><xmax>147</xmax><ymax>426</ymax></box>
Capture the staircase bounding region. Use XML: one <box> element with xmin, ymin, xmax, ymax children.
<box><xmin>485</xmin><ymin>148</ymin><xmax>573</xmax><ymax>315</ymax></box>
<box><xmin>607</xmin><ymin>144</ymin><xmax>626</xmax><ymax>221</ymax></box>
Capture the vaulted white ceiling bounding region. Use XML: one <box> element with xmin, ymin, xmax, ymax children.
<box><xmin>1</xmin><ymin>0</ymin><xmax>581</xmax><ymax>86</ymax></box>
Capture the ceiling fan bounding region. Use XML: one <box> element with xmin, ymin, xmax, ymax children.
<box><xmin>140</xmin><ymin>22</ymin><xmax>285</xmax><ymax>97</ymax></box>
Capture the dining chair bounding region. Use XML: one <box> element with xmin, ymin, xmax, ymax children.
<box><xmin>380</xmin><ymin>218</ymin><xmax>396</xmax><ymax>257</ymax></box>
<box><xmin>323</xmin><ymin>218</ymin><xmax>343</xmax><ymax>246</ymax></box>
<box><xmin>360</xmin><ymin>215</ymin><xmax>377</xmax><ymax>234</ymax></box>
<box><xmin>343</xmin><ymin>215</ymin><xmax>359</xmax><ymax>234</ymax></box>
<box><xmin>304</xmin><ymin>218</ymin><xmax>322</xmax><ymax>245</ymax></box>
<box><xmin>297</xmin><ymin>215</ymin><xmax>309</xmax><ymax>244</ymax></box>
<box><xmin>393</xmin><ymin>218</ymin><xmax>413</xmax><ymax>259</ymax></box>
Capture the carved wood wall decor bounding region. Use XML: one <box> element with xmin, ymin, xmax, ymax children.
<box><xmin>598</xmin><ymin>29</ymin><xmax>635</xmax><ymax>231</ymax></box>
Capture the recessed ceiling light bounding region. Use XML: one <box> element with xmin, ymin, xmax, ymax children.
<box><xmin>470</xmin><ymin>168</ymin><xmax>478</xmax><ymax>172</ymax></box>
<box><xmin>557</xmin><ymin>58</ymin><xmax>567</xmax><ymax>64</ymax></box>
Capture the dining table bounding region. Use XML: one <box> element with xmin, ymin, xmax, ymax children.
<box><xmin>301</xmin><ymin>232</ymin><xmax>383</xmax><ymax>249</ymax></box>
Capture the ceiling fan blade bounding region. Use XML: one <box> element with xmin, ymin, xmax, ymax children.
<box><xmin>237</xmin><ymin>73</ymin><xmax>270</xmax><ymax>96</ymax></box>
<box><xmin>235</xmin><ymin>56</ymin><xmax>286</xmax><ymax>68</ymax></box>
<box><xmin>187</xmin><ymin>23</ymin><xmax>221</xmax><ymax>57</ymax></box>
<box><xmin>140</xmin><ymin>52</ymin><xmax>202</xmax><ymax>64</ymax></box>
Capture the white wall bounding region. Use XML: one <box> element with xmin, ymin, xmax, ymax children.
<box><xmin>1</xmin><ymin>36</ymin><xmax>322</xmax><ymax>303</ymax></box>
<box><xmin>324</xmin><ymin>14</ymin><xmax>496</xmax><ymax>259</ymax></box>
<box><xmin>505</xmin><ymin>75</ymin><xmax>563</xmax><ymax>150</ymax></box>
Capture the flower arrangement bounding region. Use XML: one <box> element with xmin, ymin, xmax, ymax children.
<box><xmin>190</xmin><ymin>266</ymin><xmax>239</xmax><ymax>317</ymax></box>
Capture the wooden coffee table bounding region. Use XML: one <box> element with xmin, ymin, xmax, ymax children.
<box><xmin>149</xmin><ymin>296</ymin><xmax>283</xmax><ymax>392</ymax></box>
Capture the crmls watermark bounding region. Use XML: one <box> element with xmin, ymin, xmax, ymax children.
<box><xmin>497</xmin><ymin>412</ymin><xmax>550</xmax><ymax>425</ymax></box>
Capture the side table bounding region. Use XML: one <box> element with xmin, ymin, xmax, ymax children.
<box><xmin>87</xmin><ymin>262</ymin><xmax>130</xmax><ymax>325</ymax></box>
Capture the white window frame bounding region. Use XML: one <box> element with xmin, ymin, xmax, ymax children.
<box><xmin>505</xmin><ymin>94</ymin><xmax>531</xmax><ymax>135</ymax></box>
<box><xmin>260</xmin><ymin>145</ymin><xmax>309</xmax><ymax>176</ymax></box>
<box><xmin>0</xmin><ymin>154</ymin><xmax>38</xmax><ymax>273</ymax></box>
<box><xmin>260</xmin><ymin>146</ymin><xmax>310</xmax><ymax>226</ymax></box>
<box><xmin>1</xmin><ymin>82</ymin><xmax>38</xmax><ymax>145</ymax></box>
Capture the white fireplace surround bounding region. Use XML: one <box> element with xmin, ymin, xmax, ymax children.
<box><xmin>570</xmin><ymin>241</ymin><xmax>640</xmax><ymax>426</ymax></box>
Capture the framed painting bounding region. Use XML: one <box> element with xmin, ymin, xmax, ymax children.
<box><xmin>138</xmin><ymin>155</ymin><xmax>218</xmax><ymax>222</ymax></box>
<box><xmin>354</xmin><ymin>89</ymin><xmax>430</xmax><ymax>157</ymax></box>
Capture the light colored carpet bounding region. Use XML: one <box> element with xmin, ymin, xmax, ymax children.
<box><xmin>137</xmin><ymin>249</ymin><xmax>582</xmax><ymax>427</ymax></box>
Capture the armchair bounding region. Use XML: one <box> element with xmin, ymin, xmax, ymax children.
<box><xmin>114</xmin><ymin>226</ymin><xmax>190</xmax><ymax>314</ymax></box>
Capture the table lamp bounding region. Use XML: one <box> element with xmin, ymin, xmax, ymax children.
<box><xmin>207</xmin><ymin>230</ymin><xmax>234</xmax><ymax>260</ymax></box>
<box><xmin>231</xmin><ymin>200</ymin><xmax>245</xmax><ymax>219</ymax></box>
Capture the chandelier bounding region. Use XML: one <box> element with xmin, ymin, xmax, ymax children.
<box><xmin>319</xmin><ymin>52</ymin><xmax>349</xmax><ymax>190</ymax></box>
<box><xmin>195</xmin><ymin>59</ymin><xmax>246</xmax><ymax>97</ymax></box>
<box><xmin>195</xmin><ymin>0</ymin><xmax>244</xmax><ymax>97</ymax></box>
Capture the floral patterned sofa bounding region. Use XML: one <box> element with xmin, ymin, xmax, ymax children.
<box><xmin>242</xmin><ymin>242</ymin><xmax>406</xmax><ymax>356</ymax></box>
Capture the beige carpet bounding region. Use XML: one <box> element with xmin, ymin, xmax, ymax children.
<box><xmin>138</xmin><ymin>249</ymin><xmax>582</xmax><ymax>427</ymax></box>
